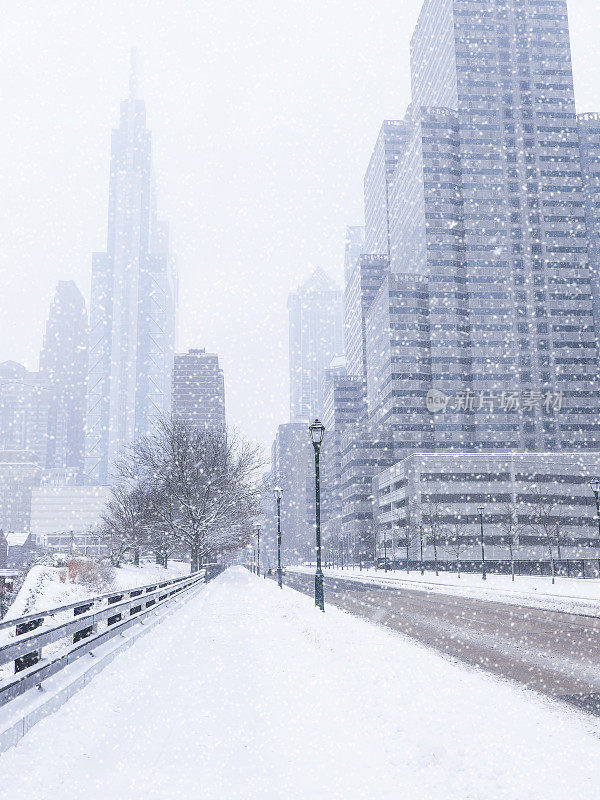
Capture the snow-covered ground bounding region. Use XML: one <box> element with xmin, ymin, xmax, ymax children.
<box><xmin>0</xmin><ymin>560</ymin><xmax>191</xmax><ymax>685</ymax></box>
<box><xmin>290</xmin><ymin>565</ymin><xmax>600</xmax><ymax>616</ymax></box>
<box><xmin>4</xmin><ymin>560</ymin><xmax>189</xmax><ymax>622</ymax></box>
<box><xmin>1</xmin><ymin>566</ymin><xmax>600</xmax><ymax>800</ymax></box>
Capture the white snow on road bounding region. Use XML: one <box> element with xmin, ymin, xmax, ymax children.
<box><xmin>290</xmin><ymin>565</ymin><xmax>600</xmax><ymax>616</ymax></box>
<box><xmin>1</xmin><ymin>566</ymin><xmax>600</xmax><ymax>800</ymax></box>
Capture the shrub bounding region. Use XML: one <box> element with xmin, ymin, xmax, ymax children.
<box><xmin>65</xmin><ymin>558</ymin><xmax>116</xmax><ymax>592</ymax></box>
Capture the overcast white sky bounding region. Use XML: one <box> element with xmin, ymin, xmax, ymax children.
<box><xmin>1</xmin><ymin>0</ymin><xmax>599</xmax><ymax>451</ymax></box>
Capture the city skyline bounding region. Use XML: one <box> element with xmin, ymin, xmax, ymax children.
<box><xmin>3</xmin><ymin>0</ymin><xmax>600</xmax><ymax>452</ymax></box>
<box><xmin>3</xmin><ymin>2</ymin><xmax>600</xmax><ymax>785</ymax></box>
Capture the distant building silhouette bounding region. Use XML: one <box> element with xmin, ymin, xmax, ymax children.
<box><xmin>39</xmin><ymin>280</ymin><xmax>88</xmax><ymax>480</ymax></box>
<box><xmin>288</xmin><ymin>268</ymin><xmax>343</xmax><ymax>423</ymax></box>
<box><xmin>85</xmin><ymin>51</ymin><xmax>176</xmax><ymax>483</ymax></box>
<box><xmin>172</xmin><ymin>349</ymin><xmax>226</xmax><ymax>431</ymax></box>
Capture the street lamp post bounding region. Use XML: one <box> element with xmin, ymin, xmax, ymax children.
<box><xmin>254</xmin><ymin>523</ymin><xmax>261</xmax><ymax>577</ymax></box>
<box><xmin>419</xmin><ymin>524</ymin><xmax>424</xmax><ymax>576</ymax></box>
<box><xmin>478</xmin><ymin>506</ymin><xmax>487</xmax><ymax>581</ymax></box>
<box><xmin>273</xmin><ymin>487</ymin><xmax>283</xmax><ymax>588</ymax></box>
<box><xmin>309</xmin><ymin>419</ymin><xmax>326</xmax><ymax>612</ymax></box>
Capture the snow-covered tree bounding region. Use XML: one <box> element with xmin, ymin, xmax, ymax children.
<box><xmin>134</xmin><ymin>417</ymin><xmax>262</xmax><ymax>572</ymax></box>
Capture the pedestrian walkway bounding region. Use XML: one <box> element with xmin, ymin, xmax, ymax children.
<box><xmin>1</xmin><ymin>568</ymin><xmax>600</xmax><ymax>799</ymax></box>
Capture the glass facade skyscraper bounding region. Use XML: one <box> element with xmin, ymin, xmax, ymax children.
<box><xmin>84</xmin><ymin>57</ymin><xmax>177</xmax><ymax>484</ymax></box>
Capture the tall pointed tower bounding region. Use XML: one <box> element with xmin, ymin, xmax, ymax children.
<box><xmin>85</xmin><ymin>52</ymin><xmax>177</xmax><ymax>484</ymax></box>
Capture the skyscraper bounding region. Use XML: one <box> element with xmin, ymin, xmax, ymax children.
<box><xmin>383</xmin><ymin>0</ymin><xmax>600</xmax><ymax>456</ymax></box>
<box><xmin>342</xmin><ymin>0</ymin><xmax>600</xmax><ymax>560</ymax></box>
<box><xmin>40</xmin><ymin>281</ymin><xmax>88</xmax><ymax>478</ymax></box>
<box><xmin>0</xmin><ymin>361</ymin><xmax>48</xmax><ymax>532</ymax></box>
<box><xmin>288</xmin><ymin>268</ymin><xmax>344</xmax><ymax>423</ymax></box>
<box><xmin>0</xmin><ymin>361</ymin><xmax>53</xmax><ymax>467</ymax></box>
<box><xmin>85</xmin><ymin>53</ymin><xmax>177</xmax><ymax>484</ymax></box>
<box><xmin>343</xmin><ymin>225</ymin><xmax>365</xmax><ymax>284</ymax></box>
<box><xmin>172</xmin><ymin>349</ymin><xmax>226</xmax><ymax>431</ymax></box>
<box><xmin>363</xmin><ymin>120</ymin><xmax>409</xmax><ymax>258</ymax></box>
<box><xmin>270</xmin><ymin>422</ymin><xmax>314</xmax><ymax>562</ymax></box>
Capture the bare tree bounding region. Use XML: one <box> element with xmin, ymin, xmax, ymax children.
<box><xmin>525</xmin><ymin>487</ymin><xmax>562</xmax><ymax>585</ymax></box>
<box><xmin>99</xmin><ymin>483</ymin><xmax>152</xmax><ymax>567</ymax></box>
<box><xmin>144</xmin><ymin>487</ymin><xmax>179</xmax><ymax>568</ymax></box>
<box><xmin>396</xmin><ymin>515</ymin><xmax>413</xmax><ymax>574</ymax></box>
<box><xmin>444</xmin><ymin>523</ymin><xmax>468</xmax><ymax>577</ymax></box>
<box><xmin>135</xmin><ymin>418</ymin><xmax>262</xmax><ymax>572</ymax></box>
<box><xmin>423</xmin><ymin>500</ymin><xmax>446</xmax><ymax>577</ymax></box>
<box><xmin>496</xmin><ymin>502</ymin><xmax>525</xmax><ymax>581</ymax></box>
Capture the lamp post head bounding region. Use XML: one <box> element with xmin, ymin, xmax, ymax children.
<box><xmin>273</xmin><ymin>486</ymin><xmax>283</xmax><ymax>502</ymax></box>
<box><xmin>590</xmin><ymin>479</ymin><xmax>600</xmax><ymax>495</ymax></box>
<box><xmin>478</xmin><ymin>507</ymin><xmax>485</xmax><ymax>516</ymax></box>
<box><xmin>309</xmin><ymin>419</ymin><xmax>325</xmax><ymax>449</ymax></box>
<box><xmin>254</xmin><ymin>523</ymin><xmax>261</xmax><ymax>535</ymax></box>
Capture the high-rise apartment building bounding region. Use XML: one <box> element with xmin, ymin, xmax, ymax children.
<box><xmin>85</xmin><ymin>55</ymin><xmax>177</xmax><ymax>483</ymax></box>
<box><xmin>172</xmin><ymin>349</ymin><xmax>226</xmax><ymax>431</ymax></box>
<box><xmin>288</xmin><ymin>268</ymin><xmax>344</xmax><ymax>422</ymax></box>
<box><xmin>40</xmin><ymin>281</ymin><xmax>88</xmax><ymax>478</ymax></box>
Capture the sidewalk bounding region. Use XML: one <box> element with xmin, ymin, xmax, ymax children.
<box><xmin>1</xmin><ymin>567</ymin><xmax>599</xmax><ymax>799</ymax></box>
<box><xmin>290</xmin><ymin>565</ymin><xmax>600</xmax><ymax>616</ymax></box>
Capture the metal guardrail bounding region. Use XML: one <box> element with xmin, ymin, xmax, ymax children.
<box><xmin>0</xmin><ymin>572</ymin><xmax>204</xmax><ymax>708</ymax></box>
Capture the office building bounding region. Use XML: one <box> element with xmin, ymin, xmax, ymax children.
<box><xmin>364</xmin><ymin>120</ymin><xmax>409</xmax><ymax>258</ymax></box>
<box><xmin>341</xmin><ymin>0</ymin><xmax>600</xmax><ymax>560</ymax></box>
<box><xmin>30</xmin><ymin>484</ymin><xmax>110</xmax><ymax>556</ymax></box>
<box><xmin>40</xmin><ymin>281</ymin><xmax>88</xmax><ymax>478</ymax></box>
<box><xmin>375</xmin><ymin>452</ymin><xmax>600</xmax><ymax>562</ymax></box>
<box><xmin>270</xmin><ymin>423</ymin><xmax>314</xmax><ymax>562</ymax></box>
<box><xmin>173</xmin><ymin>349</ymin><xmax>226</xmax><ymax>431</ymax></box>
<box><xmin>288</xmin><ymin>268</ymin><xmax>344</xmax><ymax>422</ymax></box>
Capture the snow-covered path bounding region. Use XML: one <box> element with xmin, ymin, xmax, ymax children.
<box><xmin>2</xmin><ymin>567</ymin><xmax>600</xmax><ymax>800</ymax></box>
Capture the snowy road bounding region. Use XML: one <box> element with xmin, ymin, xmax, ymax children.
<box><xmin>2</xmin><ymin>567</ymin><xmax>600</xmax><ymax>800</ymax></box>
<box><xmin>284</xmin><ymin>570</ymin><xmax>600</xmax><ymax>712</ymax></box>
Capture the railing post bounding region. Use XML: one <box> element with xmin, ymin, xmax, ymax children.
<box><xmin>14</xmin><ymin>618</ymin><xmax>43</xmax><ymax>673</ymax></box>
<box><xmin>73</xmin><ymin>602</ymin><xmax>95</xmax><ymax>643</ymax></box>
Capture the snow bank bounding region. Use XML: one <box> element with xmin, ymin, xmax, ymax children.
<box><xmin>3</xmin><ymin>560</ymin><xmax>189</xmax><ymax>622</ymax></box>
<box><xmin>0</xmin><ymin>567</ymin><xmax>599</xmax><ymax>800</ymax></box>
<box><xmin>289</xmin><ymin>565</ymin><xmax>600</xmax><ymax>616</ymax></box>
